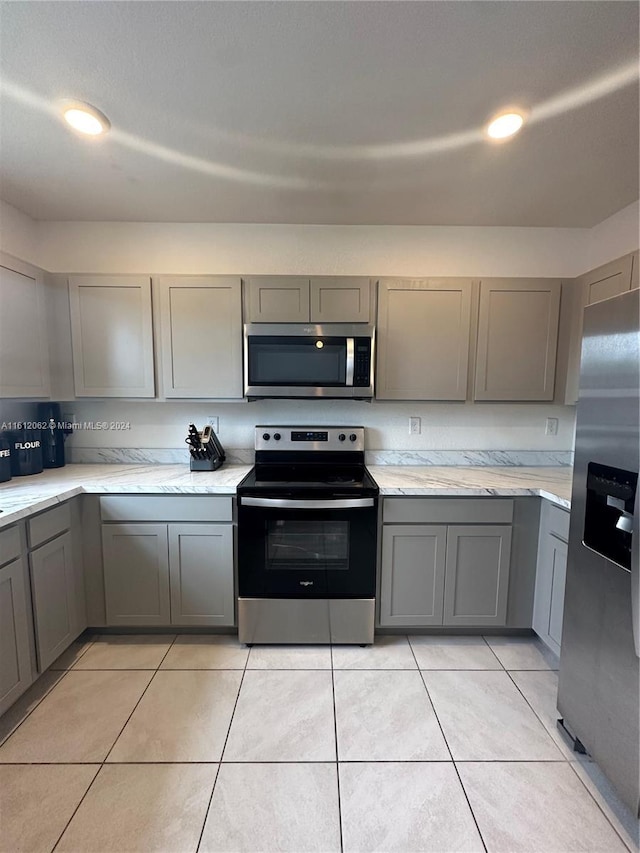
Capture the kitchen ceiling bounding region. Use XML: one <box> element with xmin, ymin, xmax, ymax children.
<box><xmin>0</xmin><ymin>1</ymin><xmax>638</xmax><ymax>226</ymax></box>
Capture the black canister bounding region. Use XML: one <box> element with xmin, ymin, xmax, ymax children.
<box><xmin>0</xmin><ymin>434</ymin><xmax>11</xmax><ymax>483</ymax></box>
<box><xmin>37</xmin><ymin>402</ymin><xmax>66</xmax><ymax>469</ymax></box>
<box><xmin>7</xmin><ymin>429</ymin><xmax>43</xmax><ymax>476</ymax></box>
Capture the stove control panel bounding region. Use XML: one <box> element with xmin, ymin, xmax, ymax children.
<box><xmin>255</xmin><ymin>426</ymin><xmax>365</xmax><ymax>452</ymax></box>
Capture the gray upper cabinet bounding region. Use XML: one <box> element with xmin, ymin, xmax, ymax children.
<box><xmin>379</xmin><ymin>524</ymin><xmax>447</xmax><ymax>626</ymax></box>
<box><xmin>0</xmin><ymin>259</ymin><xmax>50</xmax><ymax>398</ymax></box>
<box><xmin>244</xmin><ymin>277</ymin><xmax>310</xmax><ymax>322</ymax></box>
<box><xmin>443</xmin><ymin>525</ymin><xmax>512</xmax><ymax>626</ymax></box>
<box><xmin>585</xmin><ymin>254</ymin><xmax>633</xmax><ymax>305</ymax></box>
<box><xmin>310</xmin><ymin>277</ymin><xmax>371</xmax><ymax>323</ymax></box>
<box><xmin>376</xmin><ymin>278</ymin><xmax>472</xmax><ymax>400</ymax></box>
<box><xmin>564</xmin><ymin>252</ymin><xmax>637</xmax><ymax>404</ymax></box>
<box><xmin>69</xmin><ymin>275</ymin><xmax>155</xmax><ymax>397</ymax></box>
<box><xmin>29</xmin><ymin>531</ymin><xmax>78</xmax><ymax>671</ymax></box>
<box><xmin>102</xmin><ymin>523</ymin><xmax>171</xmax><ymax>626</ymax></box>
<box><xmin>0</xmin><ymin>556</ymin><xmax>33</xmax><ymax>716</ymax></box>
<box><xmin>244</xmin><ymin>276</ymin><xmax>372</xmax><ymax>323</ymax></box>
<box><xmin>156</xmin><ymin>275</ymin><xmax>242</xmax><ymax>398</ymax></box>
<box><xmin>474</xmin><ymin>278</ymin><xmax>561</xmax><ymax>401</ymax></box>
<box><xmin>168</xmin><ymin>524</ymin><xmax>235</xmax><ymax>626</ymax></box>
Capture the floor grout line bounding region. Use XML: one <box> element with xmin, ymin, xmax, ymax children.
<box><xmin>50</xmin><ymin>636</ymin><xmax>179</xmax><ymax>852</ymax></box>
<box><xmin>330</xmin><ymin>642</ymin><xmax>344</xmax><ymax>853</ymax></box>
<box><xmin>195</xmin><ymin>641</ymin><xmax>249</xmax><ymax>853</ymax></box>
<box><xmin>408</xmin><ymin>636</ymin><xmax>489</xmax><ymax>853</ymax></box>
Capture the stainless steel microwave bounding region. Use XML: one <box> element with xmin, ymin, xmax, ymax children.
<box><xmin>244</xmin><ymin>323</ymin><xmax>375</xmax><ymax>399</ymax></box>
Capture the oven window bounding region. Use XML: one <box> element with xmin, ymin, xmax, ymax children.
<box><xmin>248</xmin><ymin>337</ymin><xmax>346</xmax><ymax>386</ymax></box>
<box><xmin>265</xmin><ymin>520</ymin><xmax>349</xmax><ymax>570</ymax></box>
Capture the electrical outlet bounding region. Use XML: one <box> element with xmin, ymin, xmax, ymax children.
<box><xmin>206</xmin><ymin>416</ymin><xmax>219</xmax><ymax>433</ymax></box>
<box><xmin>545</xmin><ymin>417</ymin><xmax>559</xmax><ymax>436</ymax></box>
<box><xmin>409</xmin><ymin>416</ymin><xmax>421</xmax><ymax>435</ymax></box>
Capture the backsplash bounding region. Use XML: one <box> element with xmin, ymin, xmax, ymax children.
<box><xmin>67</xmin><ymin>446</ymin><xmax>573</xmax><ymax>466</ymax></box>
<box><xmin>45</xmin><ymin>398</ymin><xmax>576</xmax><ymax>466</ymax></box>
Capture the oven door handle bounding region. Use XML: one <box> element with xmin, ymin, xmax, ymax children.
<box><xmin>240</xmin><ymin>496</ymin><xmax>375</xmax><ymax>509</ymax></box>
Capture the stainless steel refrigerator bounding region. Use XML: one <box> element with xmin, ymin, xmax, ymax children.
<box><xmin>558</xmin><ymin>287</ymin><xmax>639</xmax><ymax>817</ymax></box>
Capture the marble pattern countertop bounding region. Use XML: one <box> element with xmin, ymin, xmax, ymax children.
<box><xmin>369</xmin><ymin>466</ymin><xmax>572</xmax><ymax>509</ymax></box>
<box><xmin>0</xmin><ymin>464</ymin><xmax>252</xmax><ymax>528</ymax></box>
<box><xmin>0</xmin><ymin>463</ymin><xmax>572</xmax><ymax>530</ymax></box>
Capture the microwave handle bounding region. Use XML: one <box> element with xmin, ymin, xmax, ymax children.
<box><xmin>345</xmin><ymin>338</ymin><xmax>354</xmax><ymax>386</ymax></box>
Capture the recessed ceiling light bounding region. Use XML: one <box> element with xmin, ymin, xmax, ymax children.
<box><xmin>486</xmin><ymin>111</ymin><xmax>525</xmax><ymax>140</ymax></box>
<box><xmin>61</xmin><ymin>101</ymin><xmax>110</xmax><ymax>136</ymax></box>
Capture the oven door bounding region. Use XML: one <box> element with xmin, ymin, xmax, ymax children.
<box><xmin>238</xmin><ymin>497</ymin><xmax>377</xmax><ymax>598</ymax></box>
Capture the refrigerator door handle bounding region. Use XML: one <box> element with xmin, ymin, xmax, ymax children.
<box><xmin>632</xmin><ymin>479</ymin><xmax>640</xmax><ymax>658</ymax></box>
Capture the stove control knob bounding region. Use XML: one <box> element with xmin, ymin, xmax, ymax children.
<box><xmin>262</xmin><ymin>433</ymin><xmax>271</xmax><ymax>441</ymax></box>
<box><xmin>349</xmin><ymin>433</ymin><xmax>357</xmax><ymax>442</ymax></box>
<box><xmin>338</xmin><ymin>433</ymin><xmax>346</xmax><ymax>442</ymax></box>
<box><xmin>274</xmin><ymin>433</ymin><xmax>281</xmax><ymax>441</ymax></box>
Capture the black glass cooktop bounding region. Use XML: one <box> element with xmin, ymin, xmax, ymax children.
<box><xmin>237</xmin><ymin>464</ymin><xmax>379</xmax><ymax>496</ymax></box>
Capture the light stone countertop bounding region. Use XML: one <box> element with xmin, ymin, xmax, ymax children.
<box><xmin>368</xmin><ymin>465</ymin><xmax>572</xmax><ymax>509</ymax></box>
<box><xmin>0</xmin><ymin>464</ymin><xmax>252</xmax><ymax>528</ymax></box>
<box><xmin>0</xmin><ymin>463</ymin><xmax>572</xmax><ymax>530</ymax></box>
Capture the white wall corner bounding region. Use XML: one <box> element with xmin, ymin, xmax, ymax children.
<box><xmin>586</xmin><ymin>200</ymin><xmax>640</xmax><ymax>271</ymax></box>
<box><xmin>0</xmin><ymin>198</ymin><xmax>39</xmax><ymax>266</ymax></box>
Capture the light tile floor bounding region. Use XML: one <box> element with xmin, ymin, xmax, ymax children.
<box><xmin>0</xmin><ymin>633</ymin><xmax>637</xmax><ymax>853</ymax></box>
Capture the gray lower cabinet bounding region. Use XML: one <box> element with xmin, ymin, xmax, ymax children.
<box><xmin>169</xmin><ymin>524</ymin><xmax>234</xmax><ymax>626</ymax></box>
<box><xmin>102</xmin><ymin>521</ymin><xmax>235</xmax><ymax>627</ymax></box>
<box><xmin>103</xmin><ymin>524</ymin><xmax>171</xmax><ymax>626</ymax></box>
<box><xmin>30</xmin><ymin>531</ymin><xmax>78</xmax><ymax>671</ymax></box>
<box><xmin>379</xmin><ymin>525</ymin><xmax>447</xmax><ymax>626</ymax></box>
<box><xmin>443</xmin><ymin>525</ymin><xmax>512</xmax><ymax>626</ymax></box>
<box><xmin>533</xmin><ymin>502</ymin><xmax>569</xmax><ymax>655</ymax></box>
<box><xmin>379</xmin><ymin>510</ymin><xmax>513</xmax><ymax>628</ymax></box>
<box><xmin>0</xmin><ymin>556</ymin><xmax>33</xmax><ymax>715</ymax></box>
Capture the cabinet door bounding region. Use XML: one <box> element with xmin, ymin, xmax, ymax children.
<box><xmin>376</xmin><ymin>279</ymin><xmax>472</xmax><ymax>400</ymax></box>
<box><xmin>443</xmin><ymin>525</ymin><xmax>512</xmax><ymax>626</ymax></box>
<box><xmin>631</xmin><ymin>251</ymin><xmax>639</xmax><ymax>292</ymax></box>
<box><xmin>168</xmin><ymin>524</ymin><xmax>234</xmax><ymax>626</ymax></box>
<box><xmin>0</xmin><ymin>262</ymin><xmax>50</xmax><ymax>398</ymax></box>
<box><xmin>30</xmin><ymin>532</ymin><xmax>78</xmax><ymax>671</ymax></box>
<box><xmin>534</xmin><ymin>530</ymin><xmax>567</xmax><ymax>655</ymax></box>
<box><xmin>102</xmin><ymin>524</ymin><xmax>170</xmax><ymax>626</ymax></box>
<box><xmin>585</xmin><ymin>255</ymin><xmax>633</xmax><ymax>305</ymax></box>
<box><xmin>244</xmin><ymin>277</ymin><xmax>310</xmax><ymax>322</ymax></box>
<box><xmin>0</xmin><ymin>557</ymin><xmax>33</xmax><ymax>715</ymax></box>
<box><xmin>379</xmin><ymin>525</ymin><xmax>447</xmax><ymax>626</ymax></box>
<box><xmin>310</xmin><ymin>277</ymin><xmax>371</xmax><ymax>323</ymax></box>
<box><xmin>69</xmin><ymin>275</ymin><xmax>155</xmax><ymax>396</ymax></box>
<box><xmin>548</xmin><ymin>537</ymin><xmax>567</xmax><ymax>647</ymax></box>
<box><xmin>157</xmin><ymin>276</ymin><xmax>242</xmax><ymax>398</ymax></box>
<box><xmin>474</xmin><ymin>279</ymin><xmax>561</xmax><ymax>401</ymax></box>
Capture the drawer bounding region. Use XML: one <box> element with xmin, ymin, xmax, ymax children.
<box><xmin>0</xmin><ymin>525</ymin><xmax>22</xmax><ymax>567</ymax></box>
<box><xmin>383</xmin><ymin>497</ymin><xmax>513</xmax><ymax>525</ymax></box>
<box><xmin>546</xmin><ymin>502</ymin><xmax>570</xmax><ymax>542</ymax></box>
<box><xmin>28</xmin><ymin>502</ymin><xmax>72</xmax><ymax>549</ymax></box>
<box><xmin>100</xmin><ymin>495</ymin><xmax>233</xmax><ymax>523</ymax></box>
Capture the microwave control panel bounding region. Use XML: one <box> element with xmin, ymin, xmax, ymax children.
<box><xmin>353</xmin><ymin>338</ymin><xmax>372</xmax><ymax>387</ymax></box>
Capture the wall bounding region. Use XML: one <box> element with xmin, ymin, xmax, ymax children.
<box><xmin>584</xmin><ymin>200</ymin><xmax>640</xmax><ymax>271</ymax></box>
<box><xmin>64</xmin><ymin>398</ymin><xmax>575</xmax><ymax>458</ymax></box>
<box><xmin>5</xmin><ymin>198</ymin><xmax>639</xmax><ymax>458</ymax></box>
<box><xmin>0</xmin><ymin>200</ymin><xmax>38</xmax><ymax>265</ymax></box>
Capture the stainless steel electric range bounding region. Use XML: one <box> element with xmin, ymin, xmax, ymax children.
<box><xmin>237</xmin><ymin>426</ymin><xmax>379</xmax><ymax>645</ymax></box>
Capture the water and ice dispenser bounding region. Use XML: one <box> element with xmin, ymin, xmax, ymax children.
<box><xmin>584</xmin><ymin>462</ymin><xmax>637</xmax><ymax>570</ymax></box>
